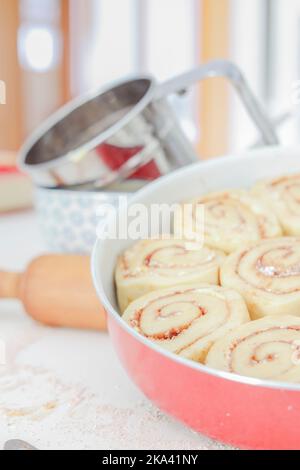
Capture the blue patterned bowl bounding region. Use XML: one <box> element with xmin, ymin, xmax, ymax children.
<box><xmin>35</xmin><ymin>181</ymin><xmax>145</xmax><ymax>253</ymax></box>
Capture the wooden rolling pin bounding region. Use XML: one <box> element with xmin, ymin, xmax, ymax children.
<box><xmin>0</xmin><ymin>254</ymin><xmax>106</xmax><ymax>330</ymax></box>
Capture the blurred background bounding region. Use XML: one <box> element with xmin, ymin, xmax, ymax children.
<box><xmin>1</xmin><ymin>0</ymin><xmax>300</xmax><ymax>165</ymax></box>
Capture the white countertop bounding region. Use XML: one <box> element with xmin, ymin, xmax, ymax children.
<box><xmin>0</xmin><ymin>211</ymin><xmax>230</xmax><ymax>450</ymax></box>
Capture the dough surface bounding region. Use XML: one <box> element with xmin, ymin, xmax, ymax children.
<box><xmin>221</xmin><ymin>237</ymin><xmax>300</xmax><ymax>319</ymax></box>
<box><xmin>253</xmin><ymin>173</ymin><xmax>300</xmax><ymax>235</ymax></box>
<box><xmin>122</xmin><ymin>284</ymin><xmax>250</xmax><ymax>362</ymax></box>
<box><xmin>206</xmin><ymin>315</ymin><xmax>300</xmax><ymax>382</ymax></box>
<box><xmin>116</xmin><ymin>238</ymin><xmax>225</xmax><ymax>312</ymax></box>
<box><xmin>174</xmin><ymin>190</ymin><xmax>282</xmax><ymax>254</ymax></box>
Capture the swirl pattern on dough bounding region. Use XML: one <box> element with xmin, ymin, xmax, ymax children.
<box><xmin>122</xmin><ymin>284</ymin><xmax>250</xmax><ymax>361</ymax></box>
<box><xmin>253</xmin><ymin>173</ymin><xmax>300</xmax><ymax>235</ymax></box>
<box><xmin>221</xmin><ymin>237</ymin><xmax>300</xmax><ymax>319</ymax></box>
<box><xmin>206</xmin><ymin>315</ymin><xmax>300</xmax><ymax>382</ymax></box>
<box><xmin>174</xmin><ymin>190</ymin><xmax>282</xmax><ymax>253</ymax></box>
<box><xmin>116</xmin><ymin>239</ymin><xmax>225</xmax><ymax>312</ymax></box>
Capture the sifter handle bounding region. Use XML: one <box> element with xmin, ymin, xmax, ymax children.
<box><xmin>156</xmin><ymin>59</ymin><xmax>279</xmax><ymax>147</ymax></box>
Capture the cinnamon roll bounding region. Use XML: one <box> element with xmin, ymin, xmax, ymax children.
<box><xmin>221</xmin><ymin>237</ymin><xmax>300</xmax><ymax>319</ymax></box>
<box><xmin>116</xmin><ymin>239</ymin><xmax>225</xmax><ymax>312</ymax></box>
<box><xmin>206</xmin><ymin>315</ymin><xmax>300</xmax><ymax>383</ymax></box>
<box><xmin>122</xmin><ymin>284</ymin><xmax>250</xmax><ymax>362</ymax></box>
<box><xmin>174</xmin><ymin>190</ymin><xmax>282</xmax><ymax>253</ymax></box>
<box><xmin>253</xmin><ymin>173</ymin><xmax>300</xmax><ymax>235</ymax></box>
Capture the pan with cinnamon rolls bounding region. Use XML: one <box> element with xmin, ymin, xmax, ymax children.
<box><xmin>96</xmin><ymin>149</ymin><xmax>300</xmax><ymax>449</ymax></box>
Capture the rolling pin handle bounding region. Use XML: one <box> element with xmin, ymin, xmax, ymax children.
<box><xmin>0</xmin><ymin>270</ymin><xmax>21</xmax><ymax>299</ymax></box>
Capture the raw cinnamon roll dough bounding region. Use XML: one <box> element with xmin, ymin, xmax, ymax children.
<box><xmin>221</xmin><ymin>237</ymin><xmax>300</xmax><ymax>319</ymax></box>
<box><xmin>206</xmin><ymin>315</ymin><xmax>300</xmax><ymax>383</ymax></box>
<box><xmin>174</xmin><ymin>190</ymin><xmax>282</xmax><ymax>254</ymax></box>
<box><xmin>115</xmin><ymin>238</ymin><xmax>225</xmax><ymax>312</ymax></box>
<box><xmin>122</xmin><ymin>284</ymin><xmax>250</xmax><ymax>362</ymax></box>
<box><xmin>253</xmin><ymin>173</ymin><xmax>300</xmax><ymax>235</ymax></box>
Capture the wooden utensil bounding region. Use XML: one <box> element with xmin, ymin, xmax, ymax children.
<box><xmin>0</xmin><ymin>254</ymin><xmax>106</xmax><ymax>330</ymax></box>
